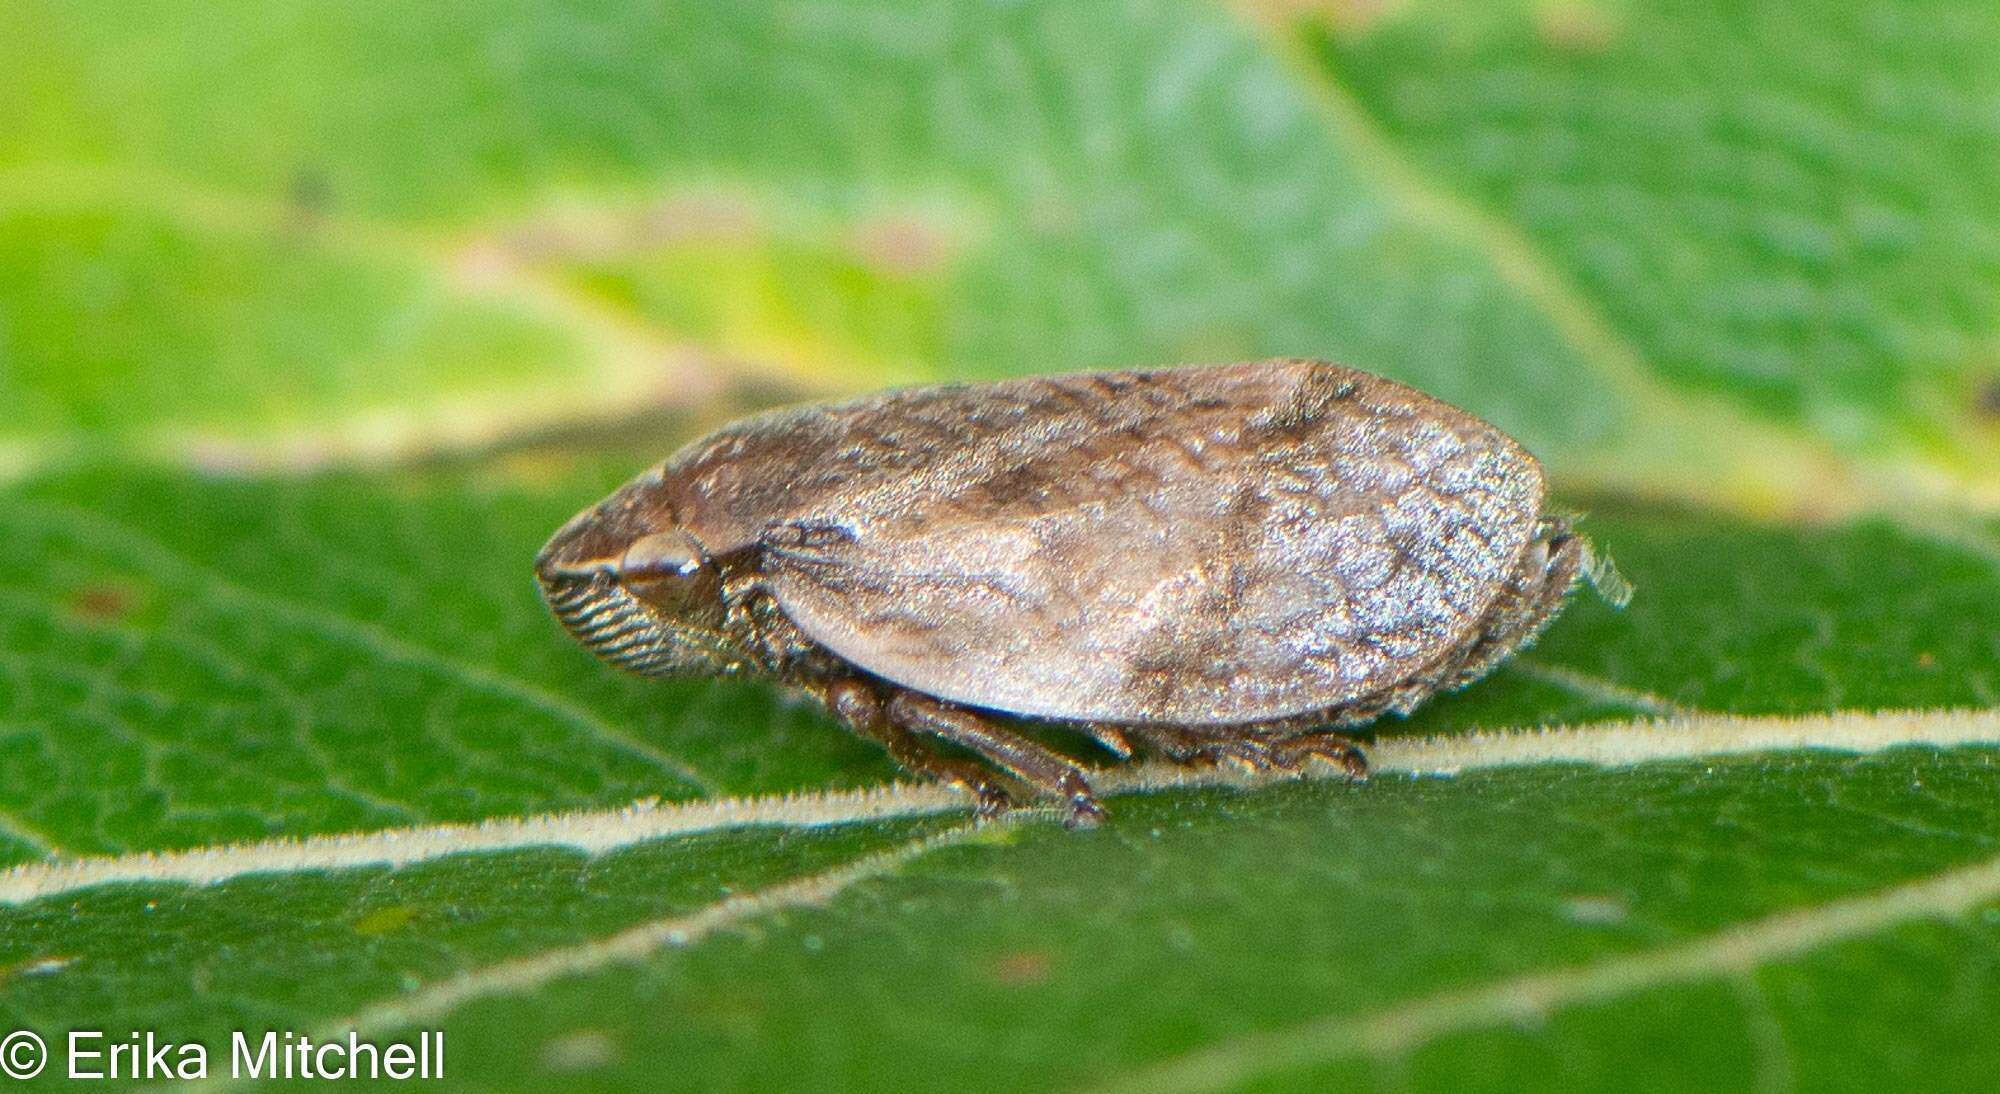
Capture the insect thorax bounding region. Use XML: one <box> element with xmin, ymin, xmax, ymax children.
<box><xmin>718</xmin><ymin>570</ymin><xmax>837</xmax><ymax>680</ymax></box>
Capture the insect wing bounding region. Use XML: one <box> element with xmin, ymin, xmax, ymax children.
<box><xmin>759</xmin><ymin>362</ymin><xmax>1546</xmax><ymax>725</ymax></box>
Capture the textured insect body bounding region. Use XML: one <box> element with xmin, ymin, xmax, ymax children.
<box><xmin>537</xmin><ymin>359</ymin><xmax>1607</xmax><ymax>825</ymax></box>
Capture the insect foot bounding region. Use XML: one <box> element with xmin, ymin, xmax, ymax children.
<box><xmin>1267</xmin><ymin>732</ymin><xmax>1372</xmax><ymax>782</ymax></box>
<box><xmin>538</xmin><ymin>359</ymin><xmax>1604</xmax><ymax>828</ymax></box>
<box><xmin>1130</xmin><ymin>725</ymin><xmax>1371</xmax><ymax>784</ymax></box>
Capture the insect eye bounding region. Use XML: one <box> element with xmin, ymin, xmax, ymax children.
<box><xmin>620</xmin><ymin>530</ymin><xmax>703</xmax><ymax>578</ymax></box>
<box><xmin>617</xmin><ymin>530</ymin><xmax>715</xmax><ymax>609</ymax></box>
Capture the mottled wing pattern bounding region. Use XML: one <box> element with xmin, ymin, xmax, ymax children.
<box><xmin>660</xmin><ymin>380</ymin><xmax>1062</xmax><ymax>554</ymax></box>
<box><xmin>680</xmin><ymin>360</ymin><xmax>1545</xmax><ymax>725</ymax></box>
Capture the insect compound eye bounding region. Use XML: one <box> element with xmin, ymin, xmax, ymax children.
<box><xmin>616</xmin><ymin>529</ymin><xmax>717</xmax><ymax>611</ymax></box>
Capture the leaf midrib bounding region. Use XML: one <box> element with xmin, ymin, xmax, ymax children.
<box><xmin>7</xmin><ymin>705</ymin><xmax>1994</xmax><ymax>906</ymax></box>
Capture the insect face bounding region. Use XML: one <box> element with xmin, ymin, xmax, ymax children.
<box><xmin>535</xmin><ymin>485</ymin><xmax>736</xmax><ymax>676</ymax></box>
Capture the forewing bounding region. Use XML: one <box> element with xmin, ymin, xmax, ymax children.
<box><xmin>752</xmin><ymin>361</ymin><xmax>1545</xmax><ymax>725</ymax></box>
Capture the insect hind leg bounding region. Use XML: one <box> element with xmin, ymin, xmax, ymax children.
<box><xmin>887</xmin><ymin>692</ymin><xmax>1107</xmax><ymax>828</ymax></box>
<box><xmin>1131</xmin><ymin>724</ymin><xmax>1281</xmax><ymax>772</ymax></box>
<box><xmin>1265</xmin><ymin>730</ymin><xmax>1370</xmax><ymax>780</ymax></box>
<box><xmin>1132</xmin><ymin>722</ymin><xmax>1370</xmax><ymax>782</ymax></box>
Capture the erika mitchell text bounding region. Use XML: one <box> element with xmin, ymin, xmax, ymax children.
<box><xmin>64</xmin><ymin>1028</ymin><xmax>444</xmax><ymax>1080</ymax></box>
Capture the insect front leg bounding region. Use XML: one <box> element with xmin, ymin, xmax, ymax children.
<box><xmin>886</xmin><ymin>692</ymin><xmax>1107</xmax><ymax>829</ymax></box>
<box><xmin>817</xmin><ymin>678</ymin><xmax>1016</xmax><ymax>818</ymax></box>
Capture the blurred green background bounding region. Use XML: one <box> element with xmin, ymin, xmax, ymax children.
<box><xmin>2</xmin><ymin>2</ymin><xmax>1999</xmax><ymax>1091</ymax></box>
<box><xmin>6</xmin><ymin>0</ymin><xmax>1998</xmax><ymax>506</ymax></box>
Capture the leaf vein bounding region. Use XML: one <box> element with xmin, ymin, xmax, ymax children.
<box><xmin>188</xmin><ymin>821</ymin><xmax>991</xmax><ymax>1093</ymax></box>
<box><xmin>1103</xmin><ymin>838</ymin><xmax>2000</xmax><ymax>1091</ymax></box>
<box><xmin>1508</xmin><ymin>659</ymin><xmax>1701</xmax><ymax>717</ymax></box>
<box><xmin>4</xmin><ymin>706</ymin><xmax>1993</xmax><ymax>905</ymax></box>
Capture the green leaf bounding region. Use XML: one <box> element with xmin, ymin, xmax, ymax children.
<box><xmin>1</xmin><ymin>1</ymin><xmax>1997</xmax><ymax>1091</ymax></box>
<box><xmin>1</xmin><ymin>469</ymin><xmax>1995</xmax><ymax>1091</ymax></box>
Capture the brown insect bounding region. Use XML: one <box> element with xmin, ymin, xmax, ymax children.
<box><xmin>536</xmin><ymin>359</ymin><xmax>1619</xmax><ymax>825</ymax></box>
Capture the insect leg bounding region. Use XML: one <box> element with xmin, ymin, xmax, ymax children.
<box><xmin>1132</xmin><ymin>724</ymin><xmax>1370</xmax><ymax>782</ymax></box>
<box><xmin>1077</xmin><ymin>722</ymin><xmax>1136</xmax><ymax>760</ymax></box>
<box><xmin>1131</xmin><ymin>724</ymin><xmax>1283</xmax><ymax>773</ymax></box>
<box><xmin>1266</xmin><ymin>731</ymin><xmax>1371</xmax><ymax>781</ymax></box>
<box><xmin>886</xmin><ymin>692</ymin><xmax>1107</xmax><ymax>828</ymax></box>
<box><xmin>1128</xmin><ymin>724</ymin><xmax>1207</xmax><ymax>763</ymax></box>
<box><xmin>818</xmin><ymin>679</ymin><xmax>1016</xmax><ymax>818</ymax></box>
